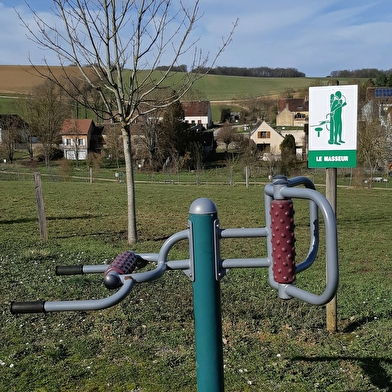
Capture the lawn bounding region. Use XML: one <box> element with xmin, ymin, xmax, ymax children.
<box><xmin>1</xmin><ymin>174</ymin><xmax>392</xmax><ymax>391</ymax></box>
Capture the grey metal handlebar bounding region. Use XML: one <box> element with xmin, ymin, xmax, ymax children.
<box><xmin>10</xmin><ymin>231</ymin><xmax>190</xmax><ymax>314</ymax></box>
<box><xmin>265</xmin><ymin>178</ymin><xmax>338</xmax><ymax>305</ymax></box>
<box><xmin>11</xmin><ymin>278</ymin><xmax>135</xmax><ymax>314</ymax></box>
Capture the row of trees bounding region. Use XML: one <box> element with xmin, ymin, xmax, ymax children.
<box><xmin>155</xmin><ymin>65</ymin><xmax>306</xmax><ymax>78</ymax></box>
<box><xmin>330</xmin><ymin>68</ymin><xmax>392</xmax><ymax>79</ymax></box>
<box><xmin>192</xmin><ymin>66</ymin><xmax>305</xmax><ymax>78</ymax></box>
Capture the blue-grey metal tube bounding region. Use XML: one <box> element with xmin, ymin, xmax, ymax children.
<box><xmin>222</xmin><ymin>258</ymin><xmax>270</xmax><ymax>268</ymax></box>
<box><xmin>44</xmin><ymin>278</ymin><xmax>135</xmax><ymax>312</ymax></box>
<box><xmin>220</xmin><ymin>227</ymin><xmax>268</xmax><ymax>238</ymax></box>
<box><xmin>124</xmin><ymin>231</ymin><xmax>188</xmax><ymax>283</ymax></box>
<box><xmin>287</xmin><ymin>176</ymin><xmax>316</xmax><ymax>189</ymax></box>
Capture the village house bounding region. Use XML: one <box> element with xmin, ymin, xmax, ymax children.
<box><xmin>249</xmin><ymin>119</ymin><xmax>307</xmax><ymax>160</ymax></box>
<box><xmin>181</xmin><ymin>101</ymin><xmax>212</xmax><ymax>129</ymax></box>
<box><xmin>275</xmin><ymin>98</ymin><xmax>308</xmax><ymax>158</ymax></box>
<box><xmin>60</xmin><ymin>119</ymin><xmax>103</xmax><ymax>160</ymax></box>
<box><xmin>276</xmin><ymin>98</ymin><xmax>309</xmax><ymax>127</ymax></box>
<box><xmin>250</xmin><ymin>120</ymin><xmax>284</xmax><ymax>159</ymax></box>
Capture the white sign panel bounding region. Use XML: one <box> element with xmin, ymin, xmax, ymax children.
<box><xmin>308</xmin><ymin>85</ymin><xmax>358</xmax><ymax>168</ymax></box>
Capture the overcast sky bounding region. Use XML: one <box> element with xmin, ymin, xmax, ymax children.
<box><xmin>0</xmin><ymin>0</ymin><xmax>391</xmax><ymax>77</ymax></box>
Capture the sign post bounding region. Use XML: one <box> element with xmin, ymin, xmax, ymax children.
<box><xmin>309</xmin><ymin>85</ymin><xmax>358</xmax><ymax>332</ymax></box>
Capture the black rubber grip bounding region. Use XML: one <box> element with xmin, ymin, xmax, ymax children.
<box><xmin>10</xmin><ymin>301</ymin><xmax>46</xmax><ymax>314</ymax></box>
<box><xmin>55</xmin><ymin>265</ymin><xmax>84</xmax><ymax>275</ymax></box>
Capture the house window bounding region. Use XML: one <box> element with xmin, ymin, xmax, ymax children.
<box><xmin>66</xmin><ymin>138</ymin><xmax>72</xmax><ymax>145</ymax></box>
<box><xmin>78</xmin><ymin>138</ymin><xmax>85</xmax><ymax>146</ymax></box>
<box><xmin>258</xmin><ymin>131</ymin><xmax>270</xmax><ymax>138</ymax></box>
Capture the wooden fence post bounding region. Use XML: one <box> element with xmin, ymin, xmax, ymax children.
<box><xmin>326</xmin><ymin>168</ymin><xmax>337</xmax><ymax>332</ymax></box>
<box><xmin>34</xmin><ymin>172</ymin><xmax>48</xmax><ymax>241</ymax></box>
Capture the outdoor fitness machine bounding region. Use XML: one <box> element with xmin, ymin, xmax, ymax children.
<box><xmin>11</xmin><ymin>175</ymin><xmax>339</xmax><ymax>392</ymax></box>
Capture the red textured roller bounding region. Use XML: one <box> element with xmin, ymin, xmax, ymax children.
<box><xmin>104</xmin><ymin>251</ymin><xmax>138</xmax><ymax>277</ymax></box>
<box><xmin>270</xmin><ymin>199</ymin><xmax>296</xmax><ymax>284</ymax></box>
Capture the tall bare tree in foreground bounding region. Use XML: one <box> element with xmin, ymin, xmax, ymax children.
<box><xmin>19</xmin><ymin>0</ymin><xmax>237</xmax><ymax>244</ymax></box>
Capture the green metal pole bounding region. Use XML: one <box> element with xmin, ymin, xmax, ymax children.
<box><xmin>189</xmin><ymin>198</ymin><xmax>224</xmax><ymax>392</ymax></box>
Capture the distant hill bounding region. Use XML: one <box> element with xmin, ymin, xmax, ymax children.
<box><xmin>0</xmin><ymin>64</ymin><xmax>359</xmax><ymax>104</ymax></box>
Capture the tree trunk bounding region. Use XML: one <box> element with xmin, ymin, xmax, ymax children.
<box><xmin>45</xmin><ymin>148</ymin><xmax>50</xmax><ymax>168</ymax></box>
<box><xmin>122</xmin><ymin>125</ymin><xmax>137</xmax><ymax>244</ymax></box>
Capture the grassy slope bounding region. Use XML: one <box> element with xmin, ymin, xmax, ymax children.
<box><xmin>0</xmin><ymin>65</ymin><xmax>335</xmax><ymax>115</ymax></box>
<box><xmin>0</xmin><ymin>66</ymin><xmax>321</xmax><ymax>99</ymax></box>
<box><xmin>1</xmin><ymin>177</ymin><xmax>391</xmax><ymax>391</ymax></box>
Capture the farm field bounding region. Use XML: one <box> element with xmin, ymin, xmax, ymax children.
<box><xmin>0</xmin><ymin>64</ymin><xmax>350</xmax><ymax>113</ymax></box>
<box><xmin>0</xmin><ymin>65</ymin><xmax>98</xmax><ymax>95</ymax></box>
<box><xmin>1</xmin><ymin>175</ymin><xmax>391</xmax><ymax>391</ymax></box>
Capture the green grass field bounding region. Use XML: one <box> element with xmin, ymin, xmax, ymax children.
<box><xmin>1</xmin><ymin>171</ymin><xmax>392</xmax><ymax>391</ymax></box>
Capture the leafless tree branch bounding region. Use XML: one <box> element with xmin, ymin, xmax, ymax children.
<box><xmin>17</xmin><ymin>0</ymin><xmax>237</xmax><ymax>243</ymax></box>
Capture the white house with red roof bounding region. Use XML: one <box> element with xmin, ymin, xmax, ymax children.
<box><xmin>60</xmin><ymin>119</ymin><xmax>103</xmax><ymax>160</ymax></box>
<box><xmin>181</xmin><ymin>101</ymin><xmax>212</xmax><ymax>129</ymax></box>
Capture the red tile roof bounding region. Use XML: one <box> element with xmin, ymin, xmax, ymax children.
<box><xmin>278</xmin><ymin>99</ymin><xmax>308</xmax><ymax>113</ymax></box>
<box><xmin>181</xmin><ymin>101</ymin><xmax>210</xmax><ymax>116</ymax></box>
<box><xmin>60</xmin><ymin>119</ymin><xmax>94</xmax><ymax>135</ymax></box>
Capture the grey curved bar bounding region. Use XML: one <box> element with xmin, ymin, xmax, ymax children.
<box><xmin>11</xmin><ymin>278</ymin><xmax>135</xmax><ymax>313</ymax></box>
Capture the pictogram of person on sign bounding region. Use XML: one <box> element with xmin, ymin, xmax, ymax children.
<box><xmin>328</xmin><ymin>90</ymin><xmax>347</xmax><ymax>145</ymax></box>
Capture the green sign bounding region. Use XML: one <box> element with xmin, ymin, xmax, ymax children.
<box><xmin>308</xmin><ymin>85</ymin><xmax>358</xmax><ymax>168</ymax></box>
<box><xmin>308</xmin><ymin>150</ymin><xmax>356</xmax><ymax>168</ymax></box>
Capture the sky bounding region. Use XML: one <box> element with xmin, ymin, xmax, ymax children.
<box><xmin>0</xmin><ymin>0</ymin><xmax>391</xmax><ymax>77</ymax></box>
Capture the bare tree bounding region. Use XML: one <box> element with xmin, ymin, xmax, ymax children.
<box><xmin>104</xmin><ymin>123</ymin><xmax>123</xmax><ymax>168</ymax></box>
<box><xmin>15</xmin><ymin>100</ymin><xmax>37</xmax><ymax>161</ymax></box>
<box><xmin>280</xmin><ymin>134</ymin><xmax>297</xmax><ymax>176</ymax></box>
<box><xmin>170</xmin><ymin>149</ymin><xmax>190</xmax><ymax>183</ymax></box>
<box><xmin>138</xmin><ymin>108</ymin><xmax>166</xmax><ymax>171</ymax></box>
<box><xmin>19</xmin><ymin>0</ymin><xmax>237</xmax><ymax>244</ymax></box>
<box><xmin>190</xmin><ymin>141</ymin><xmax>204</xmax><ymax>184</ymax></box>
<box><xmin>0</xmin><ymin>115</ymin><xmax>23</xmax><ymax>163</ymax></box>
<box><xmin>357</xmin><ymin>117</ymin><xmax>386</xmax><ymax>186</ymax></box>
<box><xmin>24</xmin><ymin>80</ymin><xmax>70</xmax><ymax>167</ymax></box>
<box><xmin>216</xmin><ymin>121</ymin><xmax>236</xmax><ymax>152</ymax></box>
